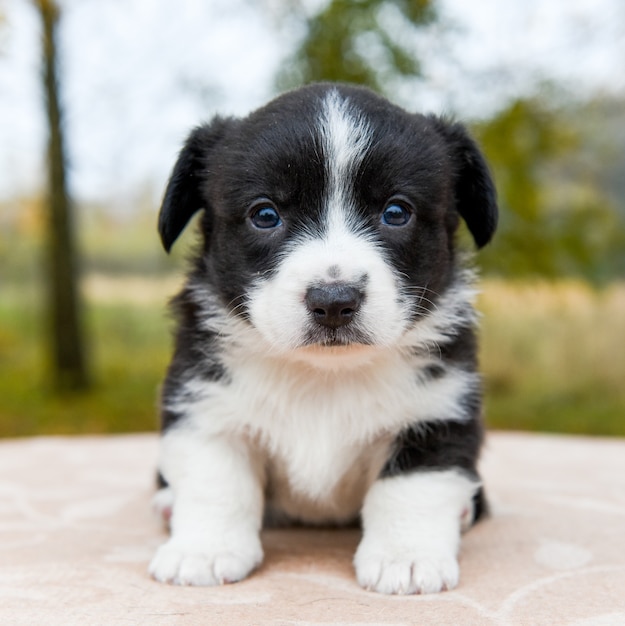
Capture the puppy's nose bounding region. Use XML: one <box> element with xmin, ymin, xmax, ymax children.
<box><xmin>305</xmin><ymin>283</ymin><xmax>363</xmax><ymax>328</ymax></box>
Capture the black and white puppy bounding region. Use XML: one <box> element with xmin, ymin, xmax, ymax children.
<box><xmin>149</xmin><ymin>83</ymin><xmax>497</xmax><ymax>595</ymax></box>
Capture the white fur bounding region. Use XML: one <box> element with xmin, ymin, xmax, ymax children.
<box><xmin>151</xmin><ymin>90</ymin><xmax>483</xmax><ymax>592</ymax></box>
<box><xmin>247</xmin><ymin>92</ymin><xmax>410</xmax><ymax>360</ymax></box>
<box><xmin>246</xmin><ymin>234</ymin><xmax>407</xmax><ymax>358</ymax></box>
<box><xmin>319</xmin><ymin>89</ymin><xmax>372</xmax><ymax>231</ymax></box>
<box><xmin>149</xmin><ymin>429</ymin><xmax>264</xmax><ymax>585</ymax></box>
<box><xmin>163</xmin><ymin>341</ymin><xmax>477</xmax><ymax>504</ymax></box>
<box><xmin>152</xmin><ymin>486</ymin><xmax>173</xmax><ymax>525</ymax></box>
<box><xmin>354</xmin><ymin>469</ymin><xmax>480</xmax><ymax>594</ymax></box>
<box><xmin>153</xmin><ymin>267</ymin><xmax>480</xmax><ymax>586</ymax></box>
<box><xmin>399</xmin><ymin>269</ymin><xmax>479</xmax><ymax>353</ymax></box>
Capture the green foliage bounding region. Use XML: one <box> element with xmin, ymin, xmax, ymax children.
<box><xmin>472</xmin><ymin>98</ymin><xmax>625</xmax><ymax>281</ymax></box>
<box><xmin>278</xmin><ymin>0</ymin><xmax>435</xmax><ymax>91</ymax></box>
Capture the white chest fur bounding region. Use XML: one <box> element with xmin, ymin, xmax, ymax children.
<box><xmin>167</xmin><ymin>344</ymin><xmax>475</xmax><ymax>520</ymax></box>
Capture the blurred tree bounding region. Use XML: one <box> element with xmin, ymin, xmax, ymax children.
<box><xmin>473</xmin><ymin>97</ymin><xmax>624</xmax><ymax>280</ymax></box>
<box><xmin>35</xmin><ymin>0</ymin><xmax>89</xmax><ymax>390</ymax></box>
<box><xmin>472</xmin><ymin>99</ymin><xmax>573</xmax><ymax>276</ymax></box>
<box><xmin>277</xmin><ymin>0</ymin><xmax>436</xmax><ymax>91</ymax></box>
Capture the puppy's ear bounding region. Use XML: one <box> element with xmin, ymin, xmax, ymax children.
<box><xmin>435</xmin><ymin>119</ymin><xmax>498</xmax><ymax>248</ymax></box>
<box><xmin>158</xmin><ymin>117</ymin><xmax>233</xmax><ymax>252</ymax></box>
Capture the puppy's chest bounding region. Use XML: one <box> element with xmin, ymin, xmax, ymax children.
<box><xmin>251</xmin><ymin>406</ymin><xmax>390</xmax><ymax>507</ymax></box>
<box><xmin>221</xmin><ymin>353</ymin><xmax>422</xmax><ymax>504</ymax></box>
<box><xmin>262</xmin><ymin>434</ymin><xmax>393</xmax><ymax>525</ymax></box>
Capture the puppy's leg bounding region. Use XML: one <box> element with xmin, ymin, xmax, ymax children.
<box><xmin>149</xmin><ymin>429</ymin><xmax>264</xmax><ymax>586</ymax></box>
<box><xmin>354</xmin><ymin>469</ymin><xmax>479</xmax><ymax>595</ymax></box>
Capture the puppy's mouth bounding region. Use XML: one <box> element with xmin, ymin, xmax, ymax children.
<box><xmin>302</xmin><ymin>327</ymin><xmax>373</xmax><ymax>348</ymax></box>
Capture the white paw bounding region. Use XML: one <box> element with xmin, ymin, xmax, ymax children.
<box><xmin>354</xmin><ymin>543</ymin><xmax>459</xmax><ymax>595</ymax></box>
<box><xmin>152</xmin><ymin>487</ymin><xmax>174</xmax><ymax>527</ymax></box>
<box><xmin>149</xmin><ymin>535</ymin><xmax>263</xmax><ymax>586</ymax></box>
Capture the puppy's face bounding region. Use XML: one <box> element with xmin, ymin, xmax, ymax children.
<box><xmin>159</xmin><ymin>85</ymin><xmax>497</xmax><ymax>365</ymax></box>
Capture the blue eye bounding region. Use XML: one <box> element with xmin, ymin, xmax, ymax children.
<box><xmin>250</xmin><ymin>205</ymin><xmax>282</xmax><ymax>229</ymax></box>
<box><xmin>381</xmin><ymin>202</ymin><xmax>411</xmax><ymax>226</ymax></box>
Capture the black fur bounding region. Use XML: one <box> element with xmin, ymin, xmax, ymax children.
<box><xmin>157</xmin><ymin>83</ymin><xmax>497</xmax><ymax>521</ymax></box>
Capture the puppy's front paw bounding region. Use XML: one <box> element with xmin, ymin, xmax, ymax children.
<box><xmin>149</xmin><ymin>534</ymin><xmax>263</xmax><ymax>586</ymax></box>
<box><xmin>354</xmin><ymin>541</ymin><xmax>459</xmax><ymax>595</ymax></box>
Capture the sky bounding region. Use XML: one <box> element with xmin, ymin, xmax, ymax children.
<box><xmin>0</xmin><ymin>0</ymin><xmax>624</xmax><ymax>208</ymax></box>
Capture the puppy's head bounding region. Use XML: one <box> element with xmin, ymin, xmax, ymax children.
<box><xmin>159</xmin><ymin>84</ymin><xmax>497</xmax><ymax>366</ymax></box>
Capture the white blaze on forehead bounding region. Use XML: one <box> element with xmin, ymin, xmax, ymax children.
<box><xmin>319</xmin><ymin>90</ymin><xmax>373</xmax><ymax>231</ymax></box>
<box><xmin>246</xmin><ymin>90</ymin><xmax>409</xmax><ymax>358</ymax></box>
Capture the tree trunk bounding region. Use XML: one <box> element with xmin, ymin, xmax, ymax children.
<box><xmin>38</xmin><ymin>0</ymin><xmax>89</xmax><ymax>391</ymax></box>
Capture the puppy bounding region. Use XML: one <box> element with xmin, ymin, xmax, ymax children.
<box><xmin>149</xmin><ymin>83</ymin><xmax>497</xmax><ymax>595</ymax></box>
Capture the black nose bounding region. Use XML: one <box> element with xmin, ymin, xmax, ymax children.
<box><xmin>305</xmin><ymin>284</ymin><xmax>363</xmax><ymax>329</ymax></box>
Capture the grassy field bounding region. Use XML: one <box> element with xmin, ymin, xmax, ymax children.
<box><xmin>1</xmin><ymin>275</ymin><xmax>624</xmax><ymax>437</ymax></box>
<box><xmin>478</xmin><ymin>280</ymin><xmax>625</xmax><ymax>435</ymax></box>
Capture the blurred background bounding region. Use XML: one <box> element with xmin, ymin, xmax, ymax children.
<box><xmin>1</xmin><ymin>0</ymin><xmax>624</xmax><ymax>437</ymax></box>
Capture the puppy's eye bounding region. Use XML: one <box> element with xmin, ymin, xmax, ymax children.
<box><xmin>250</xmin><ymin>205</ymin><xmax>282</xmax><ymax>230</ymax></box>
<box><xmin>381</xmin><ymin>202</ymin><xmax>412</xmax><ymax>227</ymax></box>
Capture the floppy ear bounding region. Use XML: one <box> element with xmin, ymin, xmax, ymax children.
<box><xmin>435</xmin><ymin>119</ymin><xmax>498</xmax><ymax>248</ymax></box>
<box><xmin>158</xmin><ymin>117</ymin><xmax>233</xmax><ymax>252</ymax></box>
